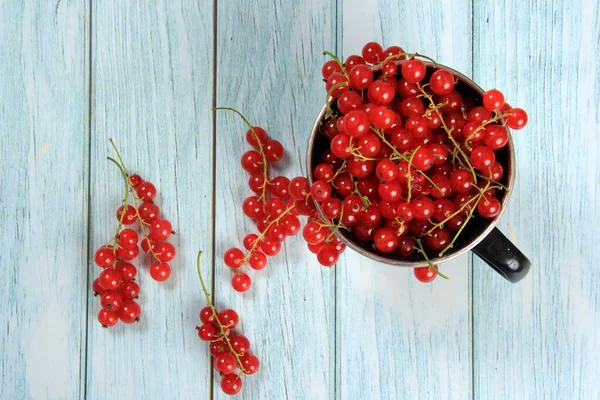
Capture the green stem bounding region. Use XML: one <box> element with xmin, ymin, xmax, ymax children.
<box><xmin>414</xmin><ymin>238</ymin><xmax>449</xmax><ymax>280</ymax></box>
<box><xmin>406</xmin><ymin>146</ymin><xmax>420</xmax><ymax>202</ymax></box>
<box><xmin>106</xmin><ymin>156</ymin><xmax>129</xmax><ymax>248</ymax></box>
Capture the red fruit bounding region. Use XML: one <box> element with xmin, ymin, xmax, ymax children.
<box><xmin>116</xmin><ymin>245</ymin><xmax>139</xmax><ymax>261</ymax></box>
<box><xmin>357</xmin><ymin>133</ymin><xmax>381</xmax><ymax>157</ymax></box>
<box><xmin>150</xmin><ymin>262</ymin><xmax>171</xmax><ymax>281</ymax></box>
<box><xmin>477</xmin><ymin>196</ymin><xmax>502</xmax><ymax>218</ymax></box>
<box><xmin>120</xmin><ymin>281</ymin><xmax>140</xmax><ymax>300</ymax></box>
<box><xmin>246</xmin><ymin>126</ymin><xmax>268</xmax><ymax>147</ymax></box>
<box><xmin>411</xmin><ymin>147</ymin><xmax>435</xmax><ymax>171</ymax></box>
<box><xmin>411</xmin><ymin>197</ymin><xmax>434</xmax><ymax>221</ymax></box>
<box><xmin>281</xmin><ymin>214</ymin><xmax>301</xmax><ymax>236</ymax></box>
<box><xmin>367</xmin><ymin>80</ymin><xmax>395</xmax><ymax>106</ymax></box>
<box><xmin>232</xmin><ymin>272</ymin><xmax>251</xmax><ymax>292</ymax></box>
<box><xmin>326</xmin><ymin>72</ymin><xmax>349</xmax><ymax>98</ymax></box>
<box><xmin>485</xmin><ymin>125</ymin><xmax>509</xmax><ymax>150</ymax></box>
<box><xmin>117</xmin><ymin>262</ymin><xmax>137</xmax><ymax>281</ymax></box>
<box><xmin>398</xmin><ymin>96</ymin><xmax>425</xmax><ymax>117</ymax></box>
<box><xmin>210</xmin><ymin>339</ymin><xmax>228</xmax><ymax>357</ymax></box>
<box><xmin>303</xmin><ymin>221</ymin><xmax>327</xmax><ymax>245</ymax></box>
<box><xmin>154</xmin><ymin>242</ymin><xmax>176</xmax><ymax>262</ymax></box>
<box><xmin>199</xmin><ymin>306</ymin><xmax>216</xmax><ymax>324</ymax></box>
<box><xmin>224</xmin><ymin>247</ymin><xmax>244</xmax><ymax>268</ymax></box>
<box><xmin>230</xmin><ymin>335</ymin><xmax>250</xmax><ymax>355</ymax></box>
<box><xmin>116</xmin><ymin>205</ymin><xmax>138</xmax><ymax>225</ymax></box>
<box><xmin>265</xmin><ymin>198</ymin><xmax>287</xmax><ymax>218</ymax></box>
<box><xmin>240</xmin><ymin>354</ymin><xmax>260</xmax><ymax>375</ymax></box>
<box><xmin>322</xmin><ymin>59</ymin><xmax>342</xmax><ymax>79</ymax></box>
<box><xmin>378</xmin><ymin>181</ymin><xmax>402</xmax><ymax>202</ymax></box>
<box><xmin>138</xmin><ymin>201</ymin><xmax>160</xmax><ymax>224</ymax></box>
<box><xmin>94</xmin><ymin>246</ymin><xmax>116</xmax><ymax>268</ymax></box>
<box><xmin>506</xmin><ymin>107</ymin><xmax>528</xmax><ymax>130</ymax></box>
<box><xmin>140</xmin><ymin>236</ymin><xmax>155</xmax><ymax>253</ymax></box>
<box><xmin>344</xmin><ymin>110</ymin><xmax>371</xmax><ymax>138</ymax></box>
<box><xmin>136</xmin><ymin>181</ymin><xmax>156</xmax><ymax>201</ymax></box>
<box><xmin>288</xmin><ymin>176</ymin><xmax>310</xmax><ymax>199</ymax></box>
<box><xmin>397</xmin><ymin>236</ymin><xmax>416</xmax><ymax>257</ymax></box>
<box><xmin>270</xmin><ymin>176</ymin><xmax>290</xmax><ymax>198</ymax></box>
<box><xmin>98</xmin><ymin>309</ymin><xmax>119</xmax><ymax>327</ymax></box>
<box><xmin>128</xmin><ymin>174</ymin><xmax>142</xmax><ymax>187</ymax></box>
<box><xmin>358</xmin><ymin>204</ymin><xmax>381</xmax><ymax>225</ymax></box>
<box><xmin>430</xmin><ymin>69</ymin><xmax>455</xmax><ymax>95</ymax></box>
<box><xmin>361</xmin><ymin>41</ymin><xmax>384</xmax><ymax>64</ymax></box>
<box><xmin>101</xmin><ymin>291</ymin><xmax>123</xmax><ymax>311</ymax></box>
<box><xmin>468</xmin><ymin>106</ymin><xmax>492</xmax><ymax>123</ymax></box>
<box><xmin>321</xmin><ymin>197</ymin><xmax>343</xmax><ymax>220</ymax></box>
<box><xmin>353</xmin><ymin>222</ymin><xmax>378</xmax><ymax>242</ymax></box>
<box><xmin>98</xmin><ymin>268</ymin><xmax>121</xmax><ymax>290</ymax></box>
<box><xmin>261</xmin><ymin>240</ymin><xmax>281</xmax><ymax>256</ymax></box>
<box><xmin>215</xmin><ymin>354</ymin><xmax>237</xmax><ymax>375</ymax></box>
<box><xmin>197</xmin><ymin>323</ymin><xmax>217</xmax><ymax>341</ymax></box>
<box><xmin>311</xmin><ymin>180</ymin><xmax>332</xmax><ymax>202</ymax></box>
<box><xmin>264</xmin><ymin>140</ymin><xmax>284</xmax><ymax>162</ymax></box>
<box><xmin>317</xmin><ymin>245</ymin><xmax>339</xmax><ymax>267</ymax></box>
<box><xmin>425</xmin><ymin>228</ymin><xmax>451</xmax><ymax>252</ymax></box>
<box><xmin>249</xmin><ymin>251</ymin><xmax>268</xmax><ymax>270</ymax></box>
<box><xmin>414</xmin><ymin>266</ymin><xmax>438</xmax><ymax>282</ymax></box>
<box><xmin>396</xmin><ymin>202</ymin><xmax>415</xmax><ymax>222</ymax></box>
<box><xmin>330</xmin><ymin>133</ymin><xmax>352</xmax><ymax>159</ymax></box>
<box><xmin>470</xmin><ymin>146</ymin><xmax>496</xmax><ymax>170</ymax></box>
<box><xmin>337</xmin><ymin>90</ymin><xmax>363</xmax><ymax>115</ymax></box>
<box><xmin>118</xmin><ymin>229</ymin><xmax>139</xmax><ymax>248</ymax></box>
<box><xmin>348</xmin><ymin>64</ymin><xmax>374</xmax><ymax>90</ymax></box>
<box><xmin>221</xmin><ymin>374</ymin><xmax>243</xmax><ymax>395</ymax></box>
<box><xmin>344</xmin><ymin>54</ymin><xmax>366</xmax><ymax>70</ymax></box>
<box><xmin>240</xmin><ymin>150</ymin><xmax>262</xmax><ymax>173</ymax></box>
<box><xmin>218</xmin><ymin>309</ymin><xmax>239</xmax><ymax>328</ymax></box>
<box><xmin>347</xmin><ymin>157</ymin><xmax>374</xmax><ymax>178</ymax></box>
<box><xmin>450</xmin><ymin>170</ymin><xmax>474</xmax><ymax>193</ymax></box>
<box><xmin>119</xmin><ymin>300</ymin><xmax>141</xmax><ymax>323</ymax></box>
<box><xmin>482</xmin><ymin>89</ymin><xmax>505</xmax><ymax>111</ymax></box>
<box><xmin>401</xmin><ymin>59</ymin><xmax>426</xmax><ymax>83</ymax></box>
<box><xmin>374</xmin><ymin>227</ymin><xmax>400</xmax><ymax>253</ymax></box>
<box><xmin>243</xmin><ymin>233</ymin><xmax>259</xmax><ymax>251</ymax></box>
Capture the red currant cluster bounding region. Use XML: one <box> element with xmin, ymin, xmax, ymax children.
<box><xmin>316</xmin><ymin>42</ymin><xmax>527</xmax><ymax>282</ymax></box>
<box><xmin>196</xmin><ymin>252</ymin><xmax>260</xmax><ymax>395</ymax></box>
<box><xmin>92</xmin><ymin>139</ymin><xmax>176</xmax><ymax>327</ymax></box>
<box><xmin>217</xmin><ymin>107</ymin><xmax>307</xmax><ymax>292</ymax></box>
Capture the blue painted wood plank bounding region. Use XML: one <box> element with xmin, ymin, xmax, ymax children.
<box><xmin>472</xmin><ymin>1</ymin><xmax>600</xmax><ymax>399</ymax></box>
<box><xmin>213</xmin><ymin>1</ymin><xmax>338</xmax><ymax>398</ymax></box>
<box><xmin>337</xmin><ymin>0</ymin><xmax>473</xmax><ymax>398</ymax></box>
<box><xmin>0</xmin><ymin>1</ymin><xmax>89</xmax><ymax>399</ymax></box>
<box><xmin>85</xmin><ymin>1</ymin><xmax>214</xmax><ymax>398</ymax></box>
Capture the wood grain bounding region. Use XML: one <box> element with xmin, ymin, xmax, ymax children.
<box><xmin>0</xmin><ymin>1</ymin><xmax>89</xmax><ymax>399</ymax></box>
<box><xmin>472</xmin><ymin>1</ymin><xmax>600</xmax><ymax>399</ymax></box>
<box><xmin>86</xmin><ymin>1</ymin><xmax>214</xmax><ymax>398</ymax></box>
<box><xmin>213</xmin><ymin>1</ymin><xmax>337</xmax><ymax>398</ymax></box>
<box><xmin>337</xmin><ymin>0</ymin><xmax>473</xmax><ymax>398</ymax></box>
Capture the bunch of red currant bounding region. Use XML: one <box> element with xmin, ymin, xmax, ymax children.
<box><xmin>92</xmin><ymin>139</ymin><xmax>176</xmax><ymax>327</ymax></box>
<box><xmin>195</xmin><ymin>252</ymin><xmax>260</xmax><ymax>395</ymax></box>
<box><xmin>317</xmin><ymin>42</ymin><xmax>527</xmax><ymax>281</ymax></box>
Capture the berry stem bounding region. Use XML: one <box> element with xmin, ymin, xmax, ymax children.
<box><xmin>406</xmin><ymin>145</ymin><xmax>420</xmax><ymax>202</ymax></box>
<box><xmin>413</xmin><ymin>238</ymin><xmax>449</xmax><ymax>279</ymax></box>
<box><xmin>196</xmin><ymin>251</ymin><xmax>249</xmax><ymax>375</ymax></box>
<box><xmin>106</xmin><ymin>155</ymin><xmax>130</xmax><ymax>247</ymax></box>
<box><xmin>463</xmin><ymin>111</ymin><xmax>506</xmax><ymax>151</ymax></box>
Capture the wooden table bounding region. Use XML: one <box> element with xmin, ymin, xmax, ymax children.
<box><xmin>2</xmin><ymin>0</ymin><xmax>598</xmax><ymax>399</ymax></box>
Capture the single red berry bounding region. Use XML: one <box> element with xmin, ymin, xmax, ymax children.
<box><xmin>119</xmin><ymin>300</ymin><xmax>141</xmax><ymax>323</ymax></box>
<box><xmin>230</xmin><ymin>334</ymin><xmax>250</xmax><ymax>355</ymax></box>
<box><xmin>199</xmin><ymin>306</ymin><xmax>216</xmax><ymax>324</ymax></box>
<box><xmin>430</xmin><ymin>69</ymin><xmax>455</xmax><ymax>95</ymax></box>
<box><xmin>264</xmin><ymin>140</ymin><xmax>284</xmax><ymax>162</ymax></box>
<box><xmin>347</xmin><ymin>156</ymin><xmax>374</xmax><ymax>178</ymax></box>
<box><xmin>337</xmin><ymin>90</ymin><xmax>363</xmax><ymax>115</ymax></box>
<box><xmin>411</xmin><ymin>147</ymin><xmax>435</xmax><ymax>171</ymax></box>
<box><xmin>246</xmin><ymin>126</ymin><xmax>268</xmax><ymax>147</ymax></box>
<box><xmin>154</xmin><ymin>242</ymin><xmax>176</xmax><ymax>262</ymax></box>
<box><xmin>100</xmin><ymin>291</ymin><xmax>123</xmax><ymax>311</ymax></box>
<box><xmin>281</xmin><ymin>214</ymin><xmax>301</xmax><ymax>236</ymax></box>
<box><xmin>243</xmin><ymin>233</ymin><xmax>259</xmax><ymax>251</ymax></box>
<box><xmin>344</xmin><ymin>110</ymin><xmax>371</xmax><ymax>138</ymax></box>
<box><xmin>414</xmin><ymin>266</ymin><xmax>438</xmax><ymax>282</ymax></box>
<box><xmin>94</xmin><ymin>246</ymin><xmax>116</xmax><ymax>268</ymax></box>
<box><xmin>325</xmin><ymin>72</ymin><xmax>349</xmax><ymax>98</ymax></box>
<box><xmin>382</xmin><ymin>60</ymin><xmax>397</xmax><ymax>75</ymax></box>
<box><xmin>348</xmin><ymin>64</ymin><xmax>374</xmax><ymax>90</ymax></box>
<box><xmin>376</xmin><ymin>159</ymin><xmax>399</xmax><ymax>182</ymax></box>
<box><xmin>470</xmin><ymin>146</ymin><xmax>496</xmax><ymax>170</ymax></box>
<box><xmin>98</xmin><ymin>268</ymin><xmax>122</xmax><ymax>290</ymax></box>
<box><xmin>401</xmin><ymin>59</ymin><xmax>426</xmax><ymax>83</ymax></box>
<box><xmin>117</xmin><ymin>263</ymin><xmax>137</xmax><ymax>282</ymax></box>
<box><xmin>288</xmin><ymin>176</ymin><xmax>310</xmax><ymax>200</ymax></box>
<box><xmin>210</xmin><ymin>339</ymin><xmax>228</xmax><ymax>357</ymax></box>
<box><xmin>330</xmin><ymin>133</ymin><xmax>352</xmax><ymax>159</ymax></box>
<box><xmin>138</xmin><ymin>201</ymin><xmax>160</xmax><ymax>224</ymax></box>
<box><xmin>317</xmin><ymin>245</ymin><xmax>339</xmax><ymax>266</ymax></box>
<box><xmin>396</xmin><ymin>202</ymin><xmax>415</xmax><ymax>222</ymax></box>
<box><xmin>361</xmin><ymin>41</ymin><xmax>384</xmax><ymax>64</ymax></box>
<box><xmin>344</xmin><ymin>54</ymin><xmax>366</xmax><ymax>70</ymax></box>
<box><xmin>248</xmin><ymin>251</ymin><xmax>268</xmax><ymax>270</ymax></box>
<box><xmin>266</xmin><ymin>223</ymin><xmax>287</xmax><ymax>243</ymax></box>
<box><xmin>374</xmin><ymin>227</ymin><xmax>400</xmax><ymax>253</ymax></box>
<box><xmin>116</xmin><ymin>245</ymin><xmax>139</xmax><ymax>261</ymax></box>
<box><xmin>218</xmin><ymin>309</ymin><xmax>239</xmax><ymax>328</ymax></box>
<box><xmin>120</xmin><ymin>281</ymin><xmax>140</xmax><ymax>300</ymax></box>
<box><xmin>477</xmin><ymin>195</ymin><xmax>502</xmax><ymax>218</ymax></box>
<box><xmin>150</xmin><ymin>262</ymin><xmax>171</xmax><ymax>281</ymax></box>
<box><xmin>240</xmin><ymin>150</ymin><xmax>262</xmax><ymax>174</ymax></box>
<box><xmin>224</xmin><ymin>248</ymin><xmax>244</xmax><ymax>268</ymax></box>
<box><xmin>302</xmin><ymin>221</ymin><xmax>327</xmax><ymax>245</ymax></box>
<box><xmin>242</xmin><ymin>196</ymin><xmax>265</xmax><ymax>219</ymax></box>
<box><xmin>118</xmin><ymin>229</ymin><xmax>139</xmax><ymax>248</ymax></box>
<box><xmin>485</xmin><ymin>125</ymin><xmax>509</xmax><ymax>150</ymax></box>
<box><xmin>265</xmin><ymin>198</ymin><xmax>287</xmax><ymax>218</ymax></box>
<box><xmin>397</xmin><ymin>236</ymin><xmax>416</xmax><ymax>257</ymax></box>
<box><xmin>197</xmin><ymin>323</ymin><xmax>217</xmax><ymax>341</ymax></box>
<box><xmin>321</xmin><ymin>197</ymin><xmax>343</xmax><ymax>220</ymax></box>
<box><xmin>428</xmin><ymin>143</ymin><xmax>449</xmax><ymax>165</ymax></box>
<box><xmin>433</xmin><ymin>199</ymin><xmax>457</xmax><ymax>222</ymax></box>
<box><xmin>270</xmin><ymin>176</ymin><xmax>290</xmax><ymax>198</ymax></box>
<box><xmin>383</xmin><ymin>45</ymin><xmax>406</xmax><ymax>60</ymax></box>
<box><xmin>98</xmin><ymin>308</ymin><xmax>119</xmax><ymax>327</ymax></box>
<box><xmin>468</xmin><ymin>106</ymin><xmax>492</xmax><ymax>123</ymax></box>
<box><xmin>506</xmin><ymin>107</ymin><xmax>528</xmax><ymax>130</ymax></box>
<box><xmin>425</xmin><ymin>228</ymin><xmax>451</xmax><ymax>252</ymax></box>
<box><xmin>92</xmin><ymin>278</ymin><xmax>106</xmax><ymax>295</ymax></box>
<box><xmin>240</xmin><ymin>354</ymin><xmax>260</xmax><ymax>375</ymax></box>
<box><xmin>398</xmin><ymin>96</ymin><xmax>425</xmax><ymax>117</ymax></box>
<box><xmin>357</xmin><ymin>133</ymin><xmax>381</xmax><ymax>157</ymax></box>
<box><xmin>220</xmin><ymin>374</ymin><xmax>243</xmax><ymax>395</ymax></box>
<box><xmin>248</xmin><ymin>173</ymin><xmax>267</xmax><ymax>193</ymax></box>
<box><xmin>140</xmin><ymin>236</ymin><xmax>155</xmax><ymax>253</ymax></box>
<box><xmin>232</xmin><ymin>272</ymin><xmax>251</xmax><ymax>292</ymax></box>
<box><xmin>215</xmin><ymin>353</ymin><xmax>237</xmax><ymax>374</ymax></box>
<box><xmin>322</xmin><ymin>59</ymin><xmax>342</xmax><ymax>79</ymax></box>
<box><xmin>378</xmin><ymin>181</ymin><xmax>403</xmax><ymax>202</ymax></box>
<box><xmin>128</xmin><ymin>174</ymin><xmax>142</xmax><ymax>187</ymax></box>
<box><xmin>411</xmin><ymin>197</ymin><xmax>434</xmax><ymax>221</ymax></box>
<box><xmin>367</xmin><ymin>80</ymin><xmax>395</xmax><ymax>106</ymax></box>
<box><xmin>136</xmin><ymin>181</ymin><xmax>156</xmax><ymax>201</ymax></box>
<box><xmin>482</xmin><ymin>89</ymin><xmax>505</xmax><ymax>111</ymax></box>
<box><xmin>260</xmin><ymin>240</ymin><xmax>281</xmax><ymax>256</ymax></box>
<box><xmin>450</xmin><ymin>170</ymin><xmax>474</xmax><ymax>193</ymax></box>
<box><xmin>116</xmin><ymin>205</ymin><xmax>138</xmax><ymax>225</ymax></box>
<box><xmin>430</xmin><ymin>174</ymin><xmax>453</xmax><ymax>199</ymax></box>
<box><xmin>311</xmin><ymin>180</ymin><xmax>332</xmax><ymax>202</ymax></box>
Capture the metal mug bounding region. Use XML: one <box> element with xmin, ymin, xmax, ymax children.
<box><xmin>306</xmin><ymin>62</ymin><xmax>531</xmax><ymax>283</ymax></box>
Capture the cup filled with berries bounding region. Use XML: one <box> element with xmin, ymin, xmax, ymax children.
<box><xmin>307</xmin><ymin>42</ymin><xmax>531</xmax><ymax>283</ymax></box>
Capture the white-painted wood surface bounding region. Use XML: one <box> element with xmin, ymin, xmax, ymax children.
<box><xmin>0</xmin><ymin>0</ymin><xmax>598</xmax><ymax>399</ymax></box>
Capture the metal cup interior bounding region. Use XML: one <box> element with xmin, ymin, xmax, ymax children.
<box><xmin>306</xmin><ymin>62</ymin><xmax>515</xmax><ymax>267</ymax></box>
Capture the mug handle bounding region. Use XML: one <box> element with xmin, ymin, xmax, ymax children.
<box><xmin>472</xmin><ymin>227</ymin><xmax>531</xmax><ymax>283</ymax></box>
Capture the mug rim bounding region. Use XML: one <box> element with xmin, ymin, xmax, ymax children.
<box><xmin>306</xmin><ymin>61</ymin><xmax>515</xmax><ymax>267</ymax></box>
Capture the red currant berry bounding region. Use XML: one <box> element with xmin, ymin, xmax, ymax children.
<box><xmin>303</xmin><ymin>221</ymin><xmax>327</xmax><ymax>244</ymax></box>
<box><xmin>154</xmin><ymin>242</ymin><xmax>176</xmax><ymax>262</ymax></box>
<box><xmin>197</xmin><ymin>323</ymin><xmax>217</xmax><ymax>341</ymax></box>
<box><xmin>348</xmin><ymin>64</ymin><xmax>374</xmax><ymax>90</ymax></box>
<box><xmin>411</xmin><ymin>197</ymin><xmax>434</xmax><ymax>220</ymax></box>
<box><xmin>321</xmin><ymin>198</ymin><xmax>343</xmax><ymax>220</ymax></box>
<box><xmin>210</xmin><ymin>339</ymin><xmax>228</xmax><ymax>358</ymax></box>
<box><xmin>357</xmin><ymin>133</ymin><xmax>381</xmax><ymax>158</ymax></box>
<box><xmin>430</xmin><ymin>69</ymin><xmax>455</xmax><ymax>95</ymax></box>
<box><xmin>281</xmin><ymin>214</ymin><xmax>301</xmax><ymax>236</ymax></box>
<box><xmin>322</xmin><ymin>59</ymin><xmax>342</xmax><ymax>79</ymax></box>
<box><xmin>344</xmin><ymin>54</ymin><xmax>366</xmax><ymax>70</ymax></box>
<box><xmin>438</xmin><ymin>90</ymin><xmax>463</xmax><ymax>113</ymax></box>
<box><xmin>265</xmin><ymin>198</ymin><xmax>286</xmax><ymax>219</ymax></box>
<box><xmin>337</xmin><ymin>90</ymin><xmax>363</xmax><ymax>115</ymax></box>
<box><xmin>116</xmin><ymin>245</ymin><xmax>139</xmax><ymax>261</ymax></box>
<box><xmin>477</xmin><ymin>195</ymin><xmax>502</xmax><ymax>218</ymax></box>
<box><xmin>94</xmin><ymin>246</ymin><xmax>116</xmax><ymax>268</ymax></box>
<box><xmin>396</xmin><ymin>78</ymin><xmax>418</xmax><ymax>98</ymax></box>
<box><xmin>382</xmin><ymin>60</ymin><xmax>397</xmax><ymax>75</ymax></box>
<box><xmin>260</xmin><ymin>240</ymin><xmax>281</xmax><ymax>256</ymax></box>
<box><xmin>98</xmin><ymin>308</ymin><xmax>119</xmax><ymax>327</ymax></box>
<box><xmin>470</xmin><ymin>146</ymin><xmax>496</xmax><ymax>170</ymax></box>
<box><xmin>224</xmin><ymin>247</ymin><xmax>244</xmax><ymax>268</ymax></box>
<box><xmin>136</xmin><ymin>181</ymin><xmax>156</xmax><ymax>201</ymax></box>
<box><xmin>507</xmin><ymin>107</ymin><xmax>528</xmax><ymax>130</ymax></box>
<box><xmin>240</xmin><ymin>354</ymin><xmax>260</xmax><ymax>375</ymax></box>
<box><xmin>433</xmin><ymin>199</ymin><xmax>457</xmax><ymax>222</ymax></box>
<box><xmin>117</xmin><ymin>262</ymin><xmax>137</xmax><ymax>281</ymax></box>
<box><xmin>150</xmin><ymin>262</ymin><xmax>171</xmax><ymax>281</ymax></box>
<box><xmin>374</xmin><ymin>227</ymin><xmax>400</xmax><ymax>253</ymax></box>
<box><xmin>425</xmin><ymin>227</ymin><xmax>451</xmax><ymax>252</ymax></box>
<box><xmin>414</xmin><ymin>266</ymin><xmax>437</xmax><ymax>282</ymax></box>
<box><xmin>248</xmin><ymin>251</ymin><xmax>268</xmax><ymax>270</ymax></box>
<box><xmin>288</xmin><ymin>176</ymin><xmax>310</xmax><ymax>199</ymax></box>
<box><xmin>412</xmin><ymin>147</ymin><xmax>435</xmax><ymax>171</ymax></box>
<box><xmin>246</xmin><ymin>126</ymin><xmax>268</xmax><ymax>147</ymax></box>
<box><xmin>344</xmin><ymin>110</ymin><xmax>371</xmax><ymax>138</ymax></box>
<box><xmin>150</xmin><ymin>219</ymin><xmax>172</xmax><ymax>241</ymax></box>
<box><xmin>138</xmin><ymin>201</ymin><xmax>160</xmax><ymax>224</ymax></box>
<box><xmin>140</xmin><ymin>236</ymin><xmax>155</xmax><ymax>253</ymax></box>
<box><xmin>218</xmin><ymin>309</ymin><xmax>239</xmax><ymax>328</ymax></box>
<box><xmin>330</xmin><ymin>133</ymin><xmax>352</xmax><ymax>159</ymax></box>
<box><xmin>232</xmin><ymin>272</ymin><xmax>251</xmax><ymax>292</ymax></box>
<box><xmin>128</xmin><ymin>174</ymin><xmax>142</xmax><ymax>187</ymax></box>
<box><xmin>361</xmin><ymin>41</ymin><xmax>384</xmax><ymax>64</ymax></box>
<box><xmin>240</xmin><ymin>150</ymin><xmax>262</xmax><ymax>174</ymax></box>
<box><xmin>397</xmin><ymin>236</ymin><xmax>416</xmax><ymax>257</ymax></box>
<box><xmin>98</xmin><ymin>268</ymin><xmax>121</xmax><ymax>290</ymax></box>
<box><xmin>118</xmin><ymin>229</ymin><xmax>139</xmax><ymax>248</ymax></box>
<box><xmin>352</xmin><ymin>222</ymin><xmax>378</xmax><ymax>242</ymax></box>
<box><xmin>367</xmin><ymin>80</ymin><xmax>395</xmax><ymax>106</ymax></box>
<box><xmin>430</xmin><ymin>174</ymin><xmax>453</xmax><ymax>199</ymax></box>
<box><xmin>230</xmin><ymin>334</ymin><xmax>250</xmax><ymax>355</ymax></box>
<box><xmin>270</xmin><ymin>176</ymin><xmax>290</xmax><ymax>198</ymax></box>
<box><xmin>101</xmin><ymin>291</ymin><xmax>123</xmax><ymax>311</ymax></box>
<box><xmin>450</xmin><ymin>170</ymin><xmax>474</xmax><ymax>193</ymax></box>
<box><xmin>116</xmin><ymin>205</ymin><xmax>138</xmax><ymax>225</ymax></box>
<box><xmin>317</xmin><ymin>244</ymin><xmax>339</xmax><ymax>267</ymax></box>
<box><xmin>264</xmin><ymin>140</ymin><xmax>284</xmax><ymax>162</ymax></box>
<box><xmin>398</xmin><ymin>96</ymin><xmax>425</xmax><ymax>117</ymax></box>
<box><xmin>401</xmin><ymin>59</ymin><xmax>426</xmax><ymax>83</ymax></box>
<box><xmin>215</xmin><ymin>353</ymin><xmax>237</xmax><ymax>375</ymax></box>
<box><xmin>485</xmin><ymin>125</ymin><xmax>509</xmax><ymax>150</ymax></box>
<box><xmin>333</xmin><ymin>173</ymin><xmax>354</xmax><ymax>196</ymax></box>
<box><xmin>243</xmin><ymin>234</ymin><xmax>259</xmax><ymax>251</ymax></box>
<box><xmin>199</xmin><ymin>306</ymin><xmax>216</xmax><ymax>324</ymax></box>
<box><xmin>482</xmin><ymin>89</ymin><xmax>505</xmax><ymax>111</ymax></box>
<box><xmin>120</xmin><ymin>281</ymin><xmax>140</xmax><ymax>300</ymax></box>
<box><xmin>119</xmin><ymin>300</ymin><xmax>141</xmax><ymax>323</ymax></box>
<box><xmin>468</xmin><ymin>106</ymin><xmax>492</xmax><ymax>123</ymax></box>
<box><xmin>347</xmin><ymin>157</ymin><xmax>374</xmax><ymax>178</ymax></box>
<box><xmin>311</xmin><ymin>180</ymin><xmax>332</xmax><ymax>202</ymax></box>
<box><xmin>358</xmin><ymin>204</ymin><xmax>381</xmax><ymax>225</ymax></box>
<box><xmin>326</xmin><ymin>72</ymin><xmax>349</xmax><ymax>98</ymax></box>
<box><xmin>220</xmin><ymin>374</ymin><xmax>243</xmax><ymax>395</ymax></box>
<box><xmin>378</xmin><ymin>181</ymin><xmax>402</xmax><ymax>202</ymax></box>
